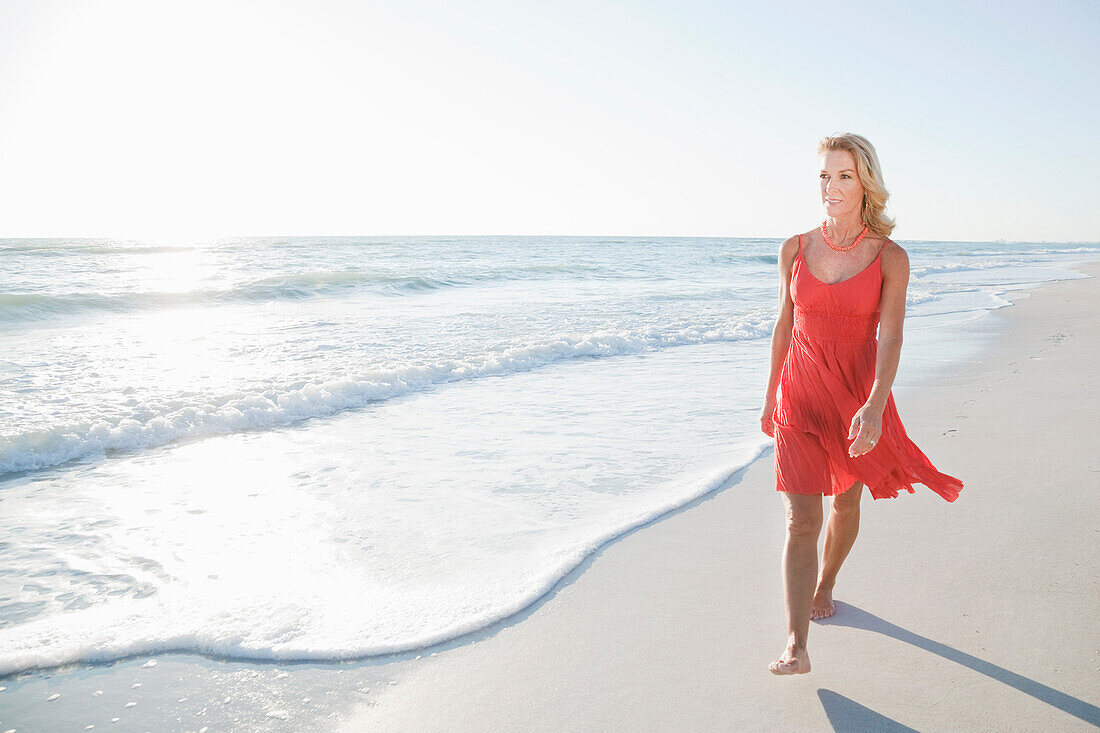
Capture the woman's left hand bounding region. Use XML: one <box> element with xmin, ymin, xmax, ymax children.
<box><xmin>848</xmin><ymin>404</ymin><xmax>883</xmax><ymax>457</ymax></box>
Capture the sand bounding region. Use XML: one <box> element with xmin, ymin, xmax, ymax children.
<box><xmin>2</xmin><ymin>262</ymin><xmax>1096</xmax><ymax>732</ymax></box>
<box><xmin>336</xmin><ymin>261</ymin><xmax>1100</xmax><ymax>732</ymax></box>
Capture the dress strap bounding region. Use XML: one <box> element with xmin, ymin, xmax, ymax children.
<box><xmin>797</xmin><ymin>233</ymin><xmax>803</xmax><ymax>258</ymax></box>
<box><xmin>875</xmin><ymin>238</ymin><xmax>890</xmax><ymax>278</ymax></box>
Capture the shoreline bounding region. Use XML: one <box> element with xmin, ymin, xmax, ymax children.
<box><xmin>2</xmin><ymin>261</ymin><xmax>1097</xmax><ymax>732</ymax></box>
<box><xmin>336</xmin><ymin>260</ymin><xmax>1100</xmax><ymax>731</ymax></box>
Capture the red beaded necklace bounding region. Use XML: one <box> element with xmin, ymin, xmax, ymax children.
<box><xmin>821</xmin><ymin>221</ymin><xmax>869</xmax><ymax>252</ymax></box>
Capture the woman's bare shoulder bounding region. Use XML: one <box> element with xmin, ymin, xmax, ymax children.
<box><xmin>778</xmin><ymin>233</ymin><xmax>803</xmax><ymax>268</ymax></box>
<box><xmin>880</xmin><ymin>239</ymin><xmax>910</xmax><ymax>277</ymax></box>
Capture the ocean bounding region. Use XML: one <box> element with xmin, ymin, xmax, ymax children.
<box><xmin>0</xmin><ymin>235</ymin><xmax>1095</xmax><ymax>677</ymax></box>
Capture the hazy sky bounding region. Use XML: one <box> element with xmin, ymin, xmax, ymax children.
<box><xmin>1</xmin><ymin>0</ymin><xmax>1096</xmax><ymax>241</ymax></box>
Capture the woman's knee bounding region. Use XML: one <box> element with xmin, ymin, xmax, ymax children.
<box><xmin>831</xmin><ymin>482</ymin><xmax>863</xmax><ymax>519</ymax></box>
<box><xmin>784</xmin><ymin>498</ymin><xmax>823</xmax><ymax>538</ymax></box>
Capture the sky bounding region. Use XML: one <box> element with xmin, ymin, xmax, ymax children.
<box><xmin>0</xmin><ymin>0</ymin><xmax>1096</xmax><ymax>242</ymax></box>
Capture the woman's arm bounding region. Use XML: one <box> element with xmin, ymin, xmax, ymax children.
<box><xmin>848</xmin><ymin>242</ymin><xmax>910</xmax><ymax>456</ymax></box>
<box><xmin>760</xmin><ymin>235</ymin><xmax>800</xmax><ymax>436</ymax></box>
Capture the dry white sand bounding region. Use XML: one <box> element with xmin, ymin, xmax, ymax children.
<box><xmin>338</xmin><ymin>262</ymin><xmax>1100</xmax><ymax>732</ymax></box>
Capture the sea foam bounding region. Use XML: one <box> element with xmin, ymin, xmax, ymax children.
<box><xmin>0</xmin><ymin>316</ymin><xmax>773</xmax><ymax>476</ymax></box>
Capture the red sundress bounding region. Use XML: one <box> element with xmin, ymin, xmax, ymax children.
<box><xmin>772</xmin><ymin>234</ymin><xmax>962</xmax><ymax>501</ymax></box>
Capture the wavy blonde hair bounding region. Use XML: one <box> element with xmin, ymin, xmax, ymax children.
<box><xmin>818</xmin><ymin>133</ymin><xmax>895</xmax><ymax>238</ymax></box>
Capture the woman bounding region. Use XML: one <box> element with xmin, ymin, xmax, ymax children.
<box><xmin>759</xmin><ymin>133</ymin><xmax>962</xmax><ymax>675</ymax></box>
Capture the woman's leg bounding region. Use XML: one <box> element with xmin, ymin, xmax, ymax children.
<box><xmin>812</xmin><ymin>481</ymin><xmax>863</xmax><ymax>619</ymax></box>
<box><xmin>770</xmin><ymin>491</ymin><xmax>823</xmax><ymax>675</ymax></box>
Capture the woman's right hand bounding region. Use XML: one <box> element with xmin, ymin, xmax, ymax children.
<box><xmin>760</xmin><ymin>397</ymin><xmax>777</xmax><ymax>437</ymax></box>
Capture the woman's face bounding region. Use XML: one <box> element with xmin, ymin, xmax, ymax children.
<box><xmin>819</xmin><ymin>150</ymin><xmax>865</xmax><ymax>221</ymax></box>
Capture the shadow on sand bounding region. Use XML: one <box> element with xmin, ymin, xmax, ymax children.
<box><xmin>817</xmin><ymin>689</ymin><xmax>918</xmax><ymax>732</ymax></box>
<box><xmin>818</xmin><ymin>603</ymin><xmax>1100</xmax><ymax>727</ymax></box>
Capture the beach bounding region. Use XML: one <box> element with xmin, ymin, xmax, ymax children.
<box><xmin>0</xmin><ymin>252</ymin><xmax>1096</xmax><ymax>732</ymax></box>
<box><xmin>2</xmin><ymin>0</ymin><xmax>1097</xmax><ymax>728</ymax></box>
<box><xmin>335</xmin><ymin>261</ymin><xmax>1100</xmax><ymax>732</ymax></box>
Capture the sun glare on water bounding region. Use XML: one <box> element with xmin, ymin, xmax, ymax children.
<box><xmin>132</xmin><ymin>247</ymin><xmax>214</xmax><ymax>291</ymax></box>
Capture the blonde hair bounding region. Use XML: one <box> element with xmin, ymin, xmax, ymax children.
<box><xmin>817</xmin><ymin>133</ymin><xmax>895</xmax><ymax>238</ymax></box>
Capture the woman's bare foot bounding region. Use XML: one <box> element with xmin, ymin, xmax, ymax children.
<box><xmin>769</xmin><ymin>644</ymin><xmax>811</xmax><ymax>675</ymax></box>
<box><xmin>811</xmin><ymin>585</ymin><xmax>835</xmax><ymax>619</ymax></box>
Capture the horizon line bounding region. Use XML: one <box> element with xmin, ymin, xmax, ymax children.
<box><xmin>1</xmin><ymin>233</ymin><xmax>1098</xmax><ymax>246</ymax></box>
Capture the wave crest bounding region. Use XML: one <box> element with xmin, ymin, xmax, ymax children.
<box><xmin>0</xmin><ymin>316</ymin><xmax>773</xmax><ymax>476</ymax></box>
